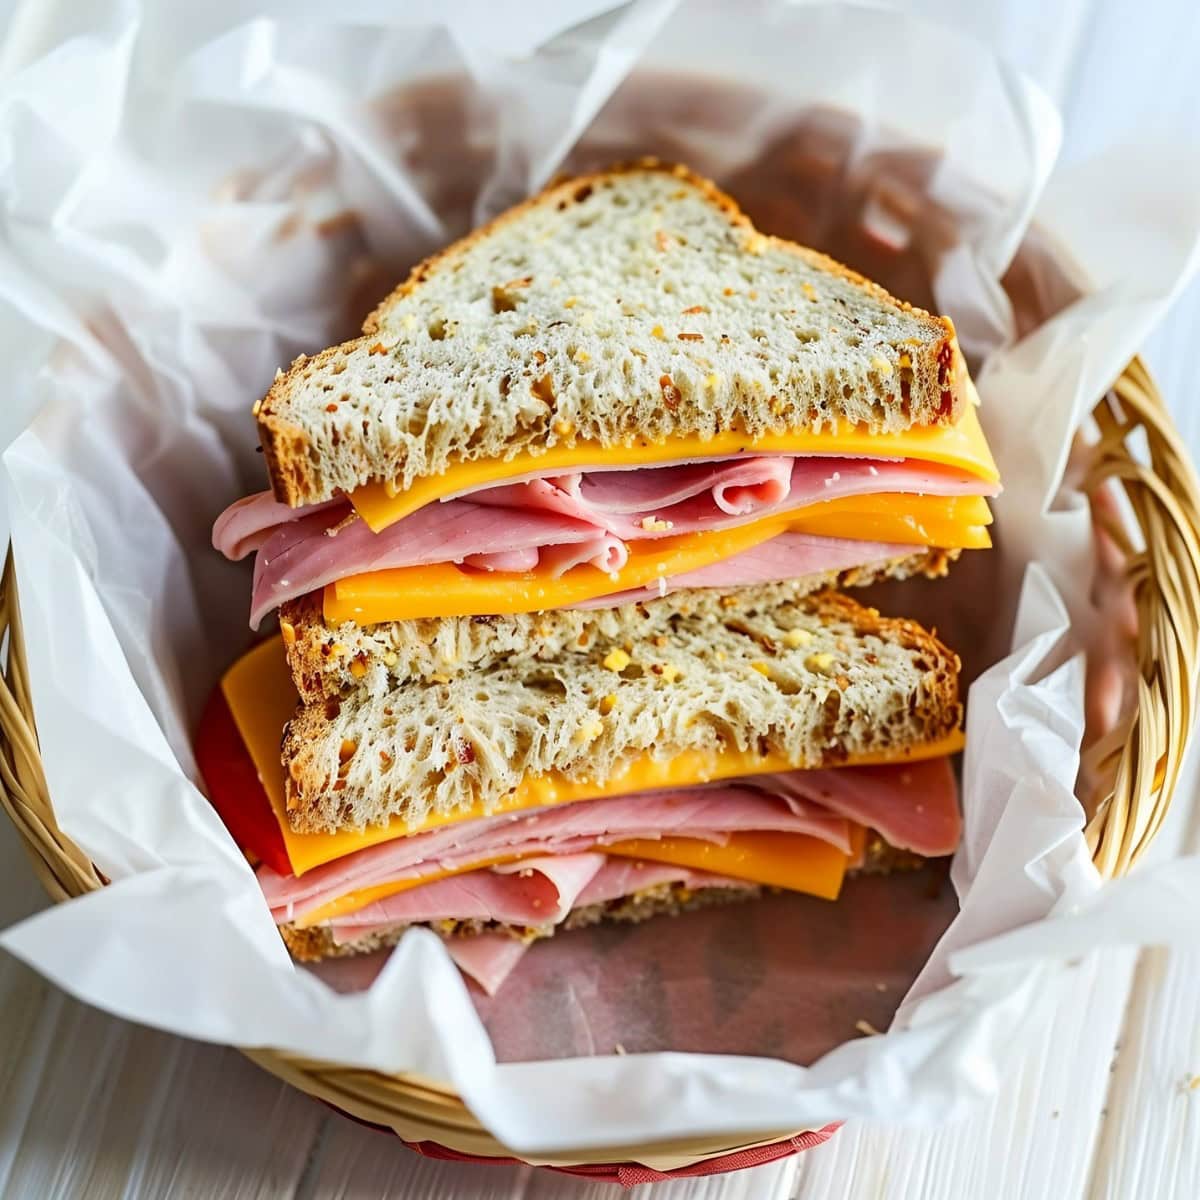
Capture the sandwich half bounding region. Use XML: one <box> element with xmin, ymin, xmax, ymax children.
<box><xmin>198</xmin><ymin>588</ymin><xmax>963</xmax><ymax>992</ymax></box>
<box><xmin>213</xmin><ymin>161</ymin><xmax>999</xmax><ymax>645</ymax></box>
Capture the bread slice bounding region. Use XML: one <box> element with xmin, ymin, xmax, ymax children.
<box><xmin>280</xmin><ymin>590</ymin><xmax>961</xmax><ymax>834</ymax></box>
<box><xmin>257</xmin><ymin>160</ymin><xmax>967</xmax><ymax>507</ymax></box>
<box><xmin>281</xmin><ymin>549</ymin><xmax>956</xmax><ymax>699</ymax></box>
<box><xmin>279</xmin><ymin>836</ymin><xmax>922</xmax><ymax>961</ymax></box>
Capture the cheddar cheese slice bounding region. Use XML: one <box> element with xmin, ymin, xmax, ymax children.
<box><xmin>221</xmin><ymin>638</ymin><xmax>963</xmax><ymax>877</ymax></box>
<box><xmin>351</xmin><ymin>405</ymin><xmax>1001</xmax><ymax>532</ymax></box>
<box><xmin>324</xmin><ymin>493</ymin><xmax>993</xmax><ymax>625</ymax></box>
<box><xmin>605</xmin><ymin>831</ymin><xmax>849</xmax><ymax>899</ymax></box>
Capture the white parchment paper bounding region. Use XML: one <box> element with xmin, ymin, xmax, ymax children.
<box><xmin>2</xmin><ymin>0</ymin><xmax>1200</xmax><ymax>1154</ymax></box>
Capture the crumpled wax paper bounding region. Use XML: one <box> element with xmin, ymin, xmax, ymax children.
<box><xmin>3</xmin><ymin>0</ymin><xmax>1200</xmax><ymax>1156</ymax></box>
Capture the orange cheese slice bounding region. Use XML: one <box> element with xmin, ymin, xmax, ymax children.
<box><xmin>351</xmin><ymin>405</ymin><xmax>1001</xmax><ymax>532</ymax></box>
<box><xmin>221</xmin><ymin>637</ymin><xmax>964</xmax><ymax>877</ymax></box>
<box><xmin>324</xmin><ymin>492</ymin><xmax>993</xmax><ymax>625</ymax></box>
<box><xmin>294</xmin><ymin>829</ymin><xmax>856</xmax><ymax>927</ymax></box>
<box><xmin>604</xmin><ymin>831</ymin><xmax>848</xmax><ymax>899</ymax></box>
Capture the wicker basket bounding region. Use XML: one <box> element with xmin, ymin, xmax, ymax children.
<box><xmin>1</xmin><ymin>356</ymin><xmax>1198</xmax><ymax>1178</ymax></box>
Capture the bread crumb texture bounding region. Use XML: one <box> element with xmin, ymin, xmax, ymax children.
<box><xmin>281</xmin><ymin>589</ymin><xmax>961</xmax><ymax>833</ymax></box>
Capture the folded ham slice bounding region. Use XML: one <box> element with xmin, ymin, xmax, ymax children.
<box><xmin>329</xmin><ymin>852</ymin><xmax>610</xmax><ymax>929</ymax></box>
<box><xmin>213</xmin><ymin>492</ymin><xmax>343</xmax><ymax>561</ymax></box>
<box><xmin>444</xmin><ymin>933</ymin><xmax>533</xmax><ymax>995</ymax></box>
<box><xmin>329</xmin><ymin>859</ymin><xmax>753</xmax><ymax>994</ymax></box>
<box><xmin>469</xmin><ymin>456</ymin><xmax>993</xmax><ymax>539</ymax></box>
<box><xmin>244</xmin><ymin>501</ymin><xmax>625</xmax><ymax>628</ymax></box>
<box><xmin>329</xmin><ymin>857</ymin><xmax>746</xmax><ymax>936</ymax></box>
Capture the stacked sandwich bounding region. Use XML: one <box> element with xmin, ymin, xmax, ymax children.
<box><xmin>199</xmin><ymin>162</ymin><xmax>1000</xmax><ymax>993</ymax></box>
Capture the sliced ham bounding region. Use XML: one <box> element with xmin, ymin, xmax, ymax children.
<box><xmin>573</xmin><ymin>859</ymin><xmax>753</xmax><ymax>907</ymax></box>
<box><xmin>259</xmin><ymin>781</ymin><xmax>852</xmax><ymax>923</ymax></box>
<box><xmin>218</xmin><ymin>452</ymin><xmax>998</xmax><ymax>628</ymax></box>
<box><xmin>466</xmin><ymin>456</ymin><xmax>997</xmax><ymax>539</ymax></box>
<box><xmin>758</xmin><ymin>756</ymin><xmax>962</xmax><ymax>857</ymax></box>
<box><xmin>328</xmin><ymin>861</ymin><xmax>751</xmax><ymax>992</ymax></box>
<box><xmin>327</xmin><ymin>852</ymin><xmax>608</xmax><ymax>928</ymax></box>
<box><xmin>212</xmin><ymin>492</ymin><xmax>342</xmax><ymax>561</ymax></box>
<box><xmin>571</xmin><ymin>532</ymin><xmax>912</xmax><ymax>609</ymax></box>
<box><xmin>445</xmin><ymin>934</ymin><xmax>532</xmax><ymax>995</ymax></box>
<box><xmin>247</xmin><ymin>501</ymin><xmax>614</xmax><ymax>628</ymax></box>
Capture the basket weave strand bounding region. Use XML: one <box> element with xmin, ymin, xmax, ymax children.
<box><xmin>1083</xmin><ymin>357</ymin><xmax>1200</xmax><ymax>877</ymax></box>
<box><xmin>1</xmin><ymin>358</ymin><xmax>1199</xmax><ymax>1168</ymax></box>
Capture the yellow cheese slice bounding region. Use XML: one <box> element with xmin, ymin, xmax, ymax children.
<box><xmin>220</xmin><ymin>637</ymin><xmax>964</xmax><ymax>877</ymax></box>
<box><xmin>294</xmin><ymin>828</ymin><xmax>855</xmax><ymax>927</ymax></box>
<box><xmin>324</xmin><ymin>493</ymin><xmax>993</xmax><ymax>625</ymax></box>
<box><xmin>604</xmin><ymin>831</ymin><xmax>849</xmax><ymax>899</ymax></box>
<box><xmin>351</xmin><ymin>405</ymin><xmax>1000</xmax><ymax>532</ymax></box>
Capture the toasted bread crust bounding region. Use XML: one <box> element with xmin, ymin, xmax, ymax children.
<box><xmin>257</xmin><ymin>159</ymin><xmax>966</xmax><ymax>506</ymax></box>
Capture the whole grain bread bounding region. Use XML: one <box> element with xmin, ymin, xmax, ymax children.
<box><xmin>280</xmin><ymin>590</ymin><xmax>961</xmax><ymax>834</ymax></box>
<box><xmin>282</xmin><ymin>550</ymin><xmax>956</xmax><ymax>699</ymax></box>
<box><xmin>257</xmin><ymin>160</ymin><xmax>967</xmax><ymax>507</ymax></box>
<box><xmin>279</xmin><ymin>835</ymin><xmax>922</xmax><ymax>961</ymax></box>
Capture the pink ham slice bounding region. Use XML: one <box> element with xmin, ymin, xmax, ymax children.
<box><xmin>260</xmin><ymin>782</ymin><xmax>852</xmax><ymax>923</ymax></box>
<box><xmin>466</xmin><ymin>456</ymin><xmax>995</xmax><ymax>539</ymax></box>
<box><xmin>570</xmin><ymin>532</ymin><xmax>912</xmax><ymax>609</ymax></box>
<box><xmin>212</xmin><ymin>492</ymin><xmax>342</xmax><ymax>561</ymax></box>
<box><xmin>246</xmin><ymin>501</ymin><xmax>621</xmax><ymax>628</ymax></box>
<box><xmin>329</xmin><ymin>860</ymin><xmax>752</xmax><ymax>993</ymax></box>
<box><xmin>328</xmin><ymin>852</ymin><xmax>609</xmax><ymax>928</ymax></box>
<box><xmin>755</xmin><ymin>757</ymin><xmax>962</xmax><ymax>856</ymax></box>
<box><xmin>445</xmin><ymin>934</ymin><xmax>532</xmax><ymax>995</ymax></box>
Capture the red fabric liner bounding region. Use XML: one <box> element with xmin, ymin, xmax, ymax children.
<box><xmin>322</xmin><ymin>1100</ymin><xmax>841</xmax><ymax>1186</ymax></box>
<box><xmin>194</xmin><ymin>684</ymin><xmax>293</xmax><ymax>875</ymax></box>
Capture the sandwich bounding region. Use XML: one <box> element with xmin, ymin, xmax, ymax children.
<box><xmin>200</xmin><ymin>161</ymin><xmax>998</xmax><ymax>993</ymax></box>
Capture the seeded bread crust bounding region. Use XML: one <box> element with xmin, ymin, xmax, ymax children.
<box><xmin>257</xmin><ymin>160</ymin><xmax>967</xmax><ymax>507</ymax></box>
<box><xmin>280</xmin><ymin>590</ymin><xmax>961</xmax><ymax>834</ymax></box>
<box><xmin>278</xmin><ymin>836</ymin><xmax>922</xmax><ymax>962</ymax></box>
<box><xmin>281</xmin><ymin>550</ymin><xmax>956</xmax><ymax>699</ymax></box>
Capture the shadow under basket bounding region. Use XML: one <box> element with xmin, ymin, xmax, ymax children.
<box><xmin>0</xmin><ymin>358</ymin><xmax>1198</xmax><ymax>1183</ymax></box>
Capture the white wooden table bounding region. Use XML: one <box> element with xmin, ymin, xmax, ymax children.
<box><xmin>4</xmin><ymin>6</ymin><xmax>1200</xmax><ymax>1196</ymax></box>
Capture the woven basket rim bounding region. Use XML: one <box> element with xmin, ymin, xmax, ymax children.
<box><xmin>0</xmin><ymin>355</ymin><xmax>1197</xmax><ymax>1168</ymax></box>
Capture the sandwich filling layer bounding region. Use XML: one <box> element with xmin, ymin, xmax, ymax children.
<box><xmin>215</xmin><ymin>410</ymin><xmax>999</xmax><ymax>627</ymax></box>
